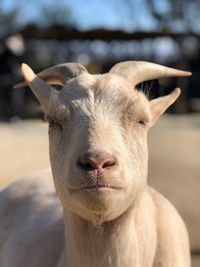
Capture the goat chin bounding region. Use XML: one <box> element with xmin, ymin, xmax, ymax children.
<box><xmin>0</xmin><ymin>61</ymin><xmax>191</xmax><ymax>267</ymax></box>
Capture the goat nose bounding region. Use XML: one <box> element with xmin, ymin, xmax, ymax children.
<box><xmin>77</xmin><ymin>151</ymin><xmax>117</xmax><ymax>171</ymax></box>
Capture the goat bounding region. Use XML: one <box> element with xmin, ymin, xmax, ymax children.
<box><xmin>0</xmin><ymin>61</ymin><xmax>191</xmax><ymax>267</ymax></box>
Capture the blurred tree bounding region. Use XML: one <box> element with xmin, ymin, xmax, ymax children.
<box><xmin>37</xmin><ymin>1</ymin><xmax>74</xmax><ymax>28</ymax></box>
<box><xmin>146</xmin><ymin>0</ymin><xmax>200</xmax><ymax>32</ymax></box>
<box><xmin>118</xmin><ymin>0</ymin><xmax>200</xmax><ymax>33</ymax></box>
<box><xmin>0</xmin><ymin>0</ymin><xmax>74</xmax><ymax>37</ymax></box>
<box><xmin>0</xmin><ymin>5</ymin><xmax>19</xmax><ymax>37</ymax></box>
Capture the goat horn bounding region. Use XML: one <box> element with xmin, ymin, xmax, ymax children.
<box><xmin>21</xmin><ymin>63</ymin><xmax>53</xmax><ymax>110</ymax></box>
<box><xmin>109</xmin><ymin>61</ymin><xmax>191</xmax><ymax>86</ymax></box>
<box><xmin>14</xmin><ymin>62</ymin><xmax>88</xmax><ymax>89</ymax></box>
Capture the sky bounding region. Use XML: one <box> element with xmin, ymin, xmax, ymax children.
<box><xmin>1</xmin><ymin>0</ymin><xmax>159</xmax><ymax>32</ymax></box>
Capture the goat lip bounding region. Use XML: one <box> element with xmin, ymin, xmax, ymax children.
<box><xmin>80</xmin><ymin>184</ymin><xmax>123</xmax><ymax>190</ymax></box>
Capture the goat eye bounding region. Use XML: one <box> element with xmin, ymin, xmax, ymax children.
<box><xmin>137</xmin><ymin>118</ymin><xmax>149</xmax><ymax>126</ymax></box>
<box><xmin>136</xmin><ymin>118</ymin><xmax>148</xmax><ymax>126</ymax></box>
<box><xmin>138</xmin><ymin>119</ymin><xmax>145</xmax><ymax>125</ymax></box>
<box><xmin>48</xmin><ymin>118</ymin><xmax>63</xmax><ymax>130</ymax></box>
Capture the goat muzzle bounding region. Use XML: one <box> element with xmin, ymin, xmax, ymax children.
<box><xmin>77</xmin><ymin>150</ymin><xmax>118</xmax><ymax>172</ymax></box>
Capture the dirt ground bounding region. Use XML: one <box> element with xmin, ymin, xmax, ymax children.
<box><xmin>0</xmin><ymin>114</ymin><xmax>199</xmax><ymax>266</ymax></box>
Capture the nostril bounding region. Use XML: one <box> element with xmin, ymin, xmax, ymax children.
<box><xmin>77</xmin><ymin>159</ymin><xmax>96</xmax><ymax>171</ymax></box>
<box><xmin>77</xmin><ymin>154</ymin><xmax>100</xmax><ymax>171</ymax></box>
<box><xmin>102</xmin><ymin>158</ymin><xmax>117</xmax><ymax>169</ymax></box>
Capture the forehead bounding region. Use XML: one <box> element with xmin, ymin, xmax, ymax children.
<box><xmin>76</xmin><ymin>72</ymin><xmax>133</xmax><ymax>91</ymax></box>
<box><xmin>62</xmin><ymin>72</ymin><xmax>137</xmax><ymax>102</ymax></box>
<box><xmin>50</xmin><ymin>72</ymin><xmax>150</xmax><ymax>119</ymax></box>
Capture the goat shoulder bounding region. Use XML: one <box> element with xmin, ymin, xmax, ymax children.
<box><xmin>0</xmin><ymin>170</ymin><xmax>64</xmax><ymax>267</ymax></box>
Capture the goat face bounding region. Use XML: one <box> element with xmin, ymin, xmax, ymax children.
<box><xmin>47</xmin><ymin>73</ymin><xmax>150</xmax><ymax>224</ymax></box>
<box><xmin>18</xmin><ymin>61</ymin><xmax>190</xmax><ymax>224</ymax></box>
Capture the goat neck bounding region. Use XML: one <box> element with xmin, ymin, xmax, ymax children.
<box><xmin>62</xmin><ymin>188</ymin><xmax>157</xmax><ymax>267</ymax></box>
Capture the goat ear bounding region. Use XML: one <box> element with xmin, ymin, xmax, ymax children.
<box><xmin>149</xmin><ymin>88</ymin><xmax>181</xmax><ymax>126</ymax></box>
<box><xmin>20</xmin><ymin>63</ymin><xmax>53</xmax><ymax>111</ymax></box>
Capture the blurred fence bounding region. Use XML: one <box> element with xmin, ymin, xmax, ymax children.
<box><xmin>0</xmin><ymin>25</ymin><xmax>200</xmax><ymax>120</ymax></box>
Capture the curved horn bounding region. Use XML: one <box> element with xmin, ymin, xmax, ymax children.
<box><xmin>14</xmin><ymin>62</ymin><xmax>88</xmax><ymax>89</ymax></box>
<box><xmin>109</xmin><ymin>61</ymin><xmax>191</xmax><ymax>86</ymax></box>
<box><xmin>21</xmin><ymin>63</ymin><xmax>53</xmax><ymax>110</ymax></box>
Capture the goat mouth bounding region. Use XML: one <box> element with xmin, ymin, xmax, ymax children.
<box><xmin>81</xmin><ymin>184</ymin><xmax>123</xmax><ymax>190</ymax></box>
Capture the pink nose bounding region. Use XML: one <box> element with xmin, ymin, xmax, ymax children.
<box><xmin>77</xmin><ymin>150</ymin><xmax>117</xmax><ymax>171</ymax></box>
